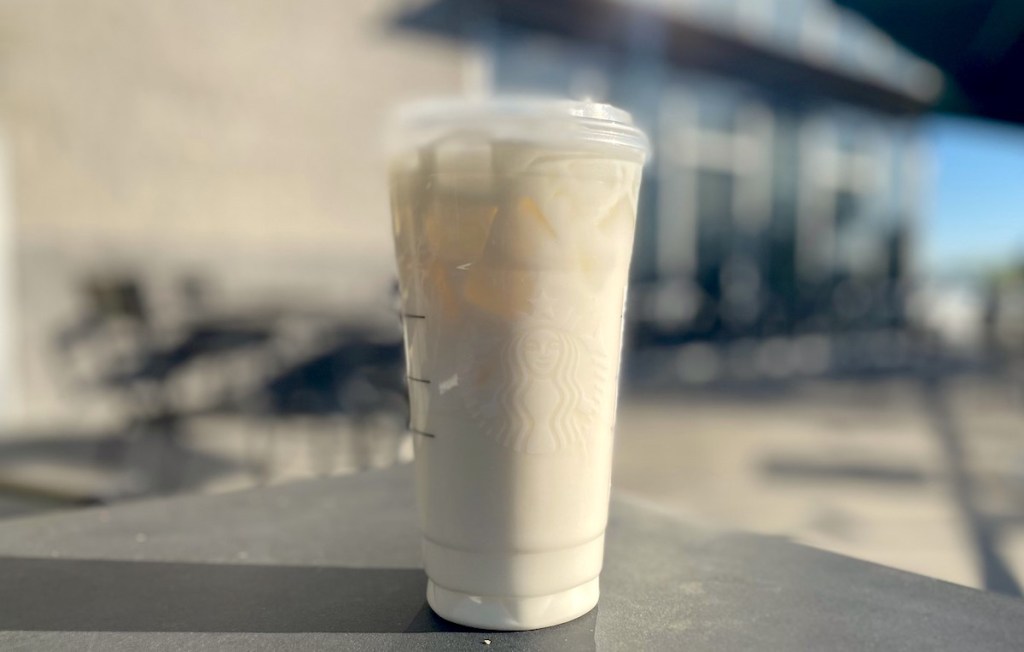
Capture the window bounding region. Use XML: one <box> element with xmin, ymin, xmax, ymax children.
<box><xmin>490</xmin><ymin>30</ymin><xmax>611</xmax><ymax>100</ymax></box>
<box><xmin>796</xmin><ymin>112</ymin><xmax>893</xmax><ymax>286</ymax></box>
<box><xmin>655</xmin><ymin>81</ymin><xmax>773</xmax><ymax>290</ymax></box>
<box><xmin>697</xmin><ymin>94</ymin><xmax>740</xmax><ymax>134</ymax></box>
<box><xmin>696</xmin><ymin>169</ymin><xmax>735</xmax><ymax>294</ymax></box>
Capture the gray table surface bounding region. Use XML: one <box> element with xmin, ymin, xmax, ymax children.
<box><xmin>1</xmin><ymin>464</ymin><xmax>1022</xmax><ymax>651</ymax></box>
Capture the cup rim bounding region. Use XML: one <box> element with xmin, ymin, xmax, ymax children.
<box><xmin>389</xmin><ymin>96</ymin><xmax>650</xmax><ymax>158</ymax></box>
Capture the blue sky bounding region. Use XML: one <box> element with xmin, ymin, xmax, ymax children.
<box><xmin>921</xmin><ymin>116</ymin><xmax>1024</xmax><ymax>276</ymax></box>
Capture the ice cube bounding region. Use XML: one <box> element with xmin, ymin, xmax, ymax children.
<box><xmin>423</xmin><ymin>196</ymin><xmax>498</xmax><ymax>264</ymax></box>
<box><xmin>463</xmin><ymin>266</ymin><xmax>536</xmax><ymax>319</ymax></box>
<box><xmin>487</xmin><ymin>196</ymin><xmax>566</xmax><ymax>271</ymax></box>
<box><xmin>425</xmin><ymin>134</ymin><xmax>495</xmax><ymax>197</ymax></box>
<box><xmin>575</xmin><ymin>192</ymin><xmax>639</xmax><ymax>291</ymax></box>
<box><xmin>597</xmin><ymin>194</ymin><xmax>637</xmax><ymax>238</ymax></box>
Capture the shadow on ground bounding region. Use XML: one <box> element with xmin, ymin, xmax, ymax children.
<box><xmin>0</xmin><ymin>429</ymin><xmax>244</xmax><ymax>517</ymax></box>
<box><xmin>0</xmin><ymin>556</ymin><xmax>598</xmax><ymax>647</ymax></box>
<box><xmin>920</xmin><ymin>374</ymin><xmax>1023</xmax><ymax>598</ymax></box>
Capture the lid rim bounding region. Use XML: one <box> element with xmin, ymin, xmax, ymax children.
<box><xmin>391</xmin><ymin>97</ymin><xmax>649</xmax><ymax>155</ymax></box>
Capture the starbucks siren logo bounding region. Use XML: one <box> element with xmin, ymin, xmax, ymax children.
<box><xmin>463</xmin><ymin>290</ymin><xmax>608</xmax><ymax>454</ymax></box>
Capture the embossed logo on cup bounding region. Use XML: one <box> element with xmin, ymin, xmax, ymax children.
<box><xmin>464</xmin><ymin>295</ymin><xmax>606</xmax><ymax>454</ymax></box>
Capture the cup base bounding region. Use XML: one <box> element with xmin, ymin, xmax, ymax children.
<box><xmin>426</xmin><ymin>576</ymin><xmax>599</xmax><ymax>631</ymax></box>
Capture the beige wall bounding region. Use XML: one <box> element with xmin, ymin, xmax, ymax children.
<box><xmin>0</xmin><ymin>134</ymin><xmax>14</xmax><ymax>423</ymax></box>
<box><xmin>0</xmin><ymin>0</ymin><xmax>463</xmax><ymax>421</ymax></box>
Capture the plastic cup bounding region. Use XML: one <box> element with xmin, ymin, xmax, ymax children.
<box><xmin>387</xmin><ymin>98</ymin><xmax>648</xmax><ymax>630</ymax></box>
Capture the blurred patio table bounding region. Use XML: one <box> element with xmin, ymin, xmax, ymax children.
<box><xmin>0</xmin><ymin>465</ymin><xmax>1022</xmax><ymax>651</ymax></box>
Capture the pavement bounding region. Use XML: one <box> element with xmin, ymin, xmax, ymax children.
<box><xmin>1</xmin><ymin>373</ymin><xmax>1022</xmax><ymax>596</ymax></box>
<box><xmin>615</xmin><ymin>375</ymin><xmax>1024</xmax><ymax>595</ymax></box>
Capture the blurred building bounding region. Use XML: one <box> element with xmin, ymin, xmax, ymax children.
<box><xmin>988</xmin><ymin>265</ymin><xmax>1024</xmax><ymax>354</ymax></box>
<box><xmin>398</xmin><ymin>0</ymin><xmax>943</xmax><ymax>359</ymax></box>
<box><xmin>0</xmin><ymin>0</ymin><xmax>947</xmax><ymax>424</ymax></box>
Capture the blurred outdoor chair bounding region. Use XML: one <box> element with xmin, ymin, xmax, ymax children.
<box><xmin>57</xmin><ymin>276</ymin><xmax>155</xmax><ymax>389</ymax></box>
<box><xmin>237</xmin><ymin>330</ymin><xmax>409</xmax><ymax>483</ymax></box>
<box><xmin>58</xmin><ymin>275</ymin><xmax>277</xmax><ymax>421</ymax></box>
<box><xmin>54</xmin><ymin>275</ymin><xmax>280</xmax><ymax>489</ymax></box>
<box><xmin>53</xmin><ymin>273</ymin><xmax>412</xmax><ymax>495</ymax></box>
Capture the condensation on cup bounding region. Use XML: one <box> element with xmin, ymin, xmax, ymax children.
<box><xmin>387</xmin><ymin>97</ymin><xmax>648</xmax><ymax>630</ymax></box>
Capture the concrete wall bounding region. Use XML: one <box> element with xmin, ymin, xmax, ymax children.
<box><xmin>0</xmin><ymin>133</ymin><xmax>14</xmax><ymax>424</ymax></box>
<box><xmin>0</xmin><ymin>0</ymin><xmax>463</xmax><ymax>422</ymax></box>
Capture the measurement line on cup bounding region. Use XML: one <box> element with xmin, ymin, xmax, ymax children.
<box><xmin>402</xmin><ymin>311</ymin><xmax>431</xmax><ymax>438</ymax></box>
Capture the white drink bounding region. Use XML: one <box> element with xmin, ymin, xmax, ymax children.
<box><xmin>388</xmin><ymin>99</ymin><xmax>647</xmax><ymax>630</ymax></box>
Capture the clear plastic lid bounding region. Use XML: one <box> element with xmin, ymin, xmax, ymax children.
<box><xmin>389</xmin><ymin>97</ymin><xmax>650</xmax><ymax>159</ymax></box>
